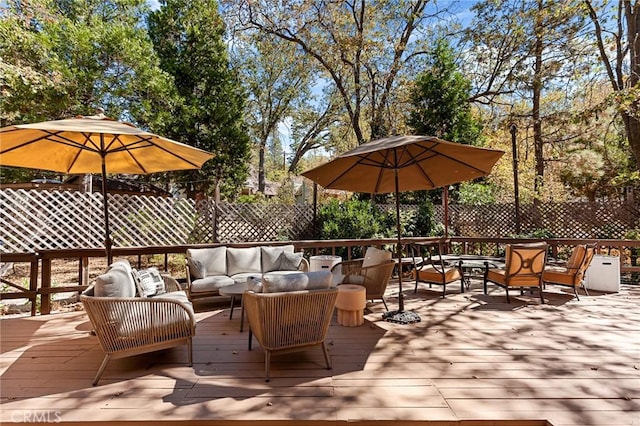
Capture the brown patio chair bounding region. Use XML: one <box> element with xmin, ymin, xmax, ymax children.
<box><xmin>484</xmin><ymin>242</ymin><xmax>548</xmax><ymax>303</ymax></box>
<box><xmin>411</xmin><ymin>238</ymin><xmax>463</xmax><ymax>297</ymax></box>
<box><xmin>543</xmin><ymin>243</ymin><xmax>596</xmax><ymax>300</ymax></box>
<box><xmin>244</xmin><ymin>287</ymin><xmax>338</xmax><ymax>382</ymax></box>
<box><xmin>332</xmin><ymin>246</ymin><xmax>395</xmax><ymax>311</ymax></box>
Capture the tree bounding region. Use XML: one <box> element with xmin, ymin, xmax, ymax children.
<box><xmin>0</xmin><ymin>0</ymin><xmax>174</xmax><ymax>181</ymax></box>
<box><xmin>407</xmin><ymin>40</ymin><xmax>483</xmax><ymax>145</ymax></box>
<box><xmin>224</xmin><ymin>0</ymin><xmax>447</xmax><ymax>145</ymax></box>
<box><xmin>584</xmin><ymin>0</ymin><xmax>640</xmax><ymax>170</ymax></box>
<box><xmin>231</xmin><ymin>34</ymin><xmax>312</xmax><ymax>193</ymax></box>
<box><xmin>464</xmin><ymin>0</ymin><xmax>588</xmax><ymax>197</ymax></box>
<box><xmin>0</xmin><ymin>0</ymin><xmax>173</xmax><ymax>124</ymax></box>
<box><xmin>148</xmin><ymin>0</ymin><xmax>251</xmax><ymax>200</ymax></box>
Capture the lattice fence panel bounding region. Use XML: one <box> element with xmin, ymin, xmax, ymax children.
<box><xmin>0</xmin><ymin>189</ymin><xmax>198</xmax><ymax>252</ymax></box>
<box><xmin>216</xmin><ymin>203</ymin><xmax>315</xmax><ymax>243</ymax></box>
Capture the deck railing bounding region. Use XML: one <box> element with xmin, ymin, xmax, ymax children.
<box><xmin>2</xmin><ymin>236</ymin><xmax>639</xmax><ymax>315</ymax></box>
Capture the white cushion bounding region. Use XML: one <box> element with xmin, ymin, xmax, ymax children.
<box><xmin>362</xmin><ymin>246</ymin><xmax>392</xmax><ymax>268</ymax></box>
<box><xmin>187</xmin><ymin>247</ymin><xmax>227</xmax><ymax>277</ymax></box>
<box><xmin>261</xmin><ymin>245</ymin><xmax>294</xmax><ymax>272</ymax></box>
<box><xmin>247</xmin><ymin>276</ymin><xmax>263</xmax><ymax>292</ymax></box>
<box><xmin>227</xmin><ymin>247</ymin><xmax>261</xmax><ymax>276</ymax></box>
<box><xmin>94</xmin><ymin>263</ymin><xmax>136</xmax><ymax>297</ymax></box>
<box><xmin>190</xmin><ymin>275</ymin><xmax>235</xmax><ymax>293</ymax></box>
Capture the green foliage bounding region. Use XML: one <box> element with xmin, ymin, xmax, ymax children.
<box><xmin>147</xmin><ymin>0</ymin><xmax>251</xmax><ymax>200</ymax></box>
<box><xmin>1</xmin><ymin>0</ymin><xmax>174</xmax><ymax>125</ymax></box>
<box><xmin>319</xmin><ymin>199</ymin><xmax>394</xmax><ymax>241</ymax></box>
<box><xmin>404</xmin><ymin>200</ymin><xmax>435</xmax><ymax>238</ymax></box>
<box><xmin>458</xmin><ymin>182</ymin><xmax>496</xmax><ymax>205</ymax></box>
<box><xmin>407</xmin><ymin>39</ymin><xmax>483</xmax><ymax>146</ymax></box>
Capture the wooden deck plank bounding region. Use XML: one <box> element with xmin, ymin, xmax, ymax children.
<box><xmin>1</xmin><ymin>281</ymin><xmax>639</xmax><ymax>425</ymax></box>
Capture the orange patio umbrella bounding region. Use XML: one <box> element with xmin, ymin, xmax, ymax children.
<box><xmin>0</xmin><ymin>114</ymin><xmax>214</xmax><ymax>264</ymax></box>
<box><xmin>302</xmin><ymin>135</ymin><xmax>504</xmax><ymax>324</ymax></box>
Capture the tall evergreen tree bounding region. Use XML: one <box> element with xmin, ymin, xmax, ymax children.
<box><xmin>407</xmin><ymin>40</ymin><xmax>482</xmax><ymax>145</ymax></box>
<box><xmin>148</xmin><ymin>0</ymin><xmax>250</xmax><ymax>200</ymax></box>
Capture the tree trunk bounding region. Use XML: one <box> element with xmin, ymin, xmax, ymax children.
<box><xmin>258</xmin><ymin>141</ymin><xmax>266</xmax><ymax>193</ymax></box>
<box><xmin>623</xmin><ymin>1</ymin><xmax>640</xmax><ymax>167</ymax></box>
<box><xmin>532</xmin><ymin>0</ymin><xmax>545</xmax><ymax>198</ymax></box>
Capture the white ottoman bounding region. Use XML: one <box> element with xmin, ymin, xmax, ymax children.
<box><xmin>335</xmin><ymin>284</ymin><xmax>366</xmax><ymax>326</ymax></box>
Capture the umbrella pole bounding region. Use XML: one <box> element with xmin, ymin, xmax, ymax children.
<box><xmin>382</xmin><ymin>169</ymin><xmax>421</xmax><ymax>324</ymax></box>
<box><xmin>101</xmin><ymin>155</ymin><xmax>113</xmax><ymax>265</ymax></box>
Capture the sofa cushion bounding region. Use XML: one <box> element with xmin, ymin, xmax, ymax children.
<box><xmin>190</xmin><ymin>275</ymin><xmax>235</xmax><ymax>294</ymax></box>
<box><xmin>94</xmin><ymin>263</ymin><xmax>136</xmax><ymax>297</ymax></box>
<box><xmin>261</xmin><ymin>245</ymin><xmax>294</xmax><ymax>272</ymax></box>
<box><xmin>262</xmin><ymin>272</ymin><xmax>309</xmax><ymax>293</ymax></box>
<box><xmin>187</xmin><ymin>247</ymin><xmax>227</xmax><ymax>277</ymax></box>
<box><xmin>278</xmin><ymin>251</ymin><xmax>304</xmax><ymax>271</ymax></box>
<box><xmin>152</xmin><ymin>290</ymin><xmax>195</xmax><ymax>318</ymax></box>
<box><xmin>227</xmin><ymin>246</ymin><xmax>262</xmax><ymax>276</ymax></box>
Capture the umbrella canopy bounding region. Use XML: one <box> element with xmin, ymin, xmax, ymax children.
<box><xmin>0</xmin><ymin>114</ymin><xmax>215</xmax><ymax>263</ymax></box>
<box><xmin>302</xmin><ymin>135</ymin><xmax>504</xmax><ymax>324</ymax></box>
<box><xmin>302</xmin><ymin>135</ymin><xmax>504</xmax><ymax>193</ymax></box>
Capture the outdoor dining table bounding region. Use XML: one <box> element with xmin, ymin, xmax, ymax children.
<box><xmin>438</xmin><ymin>254</ymin><xmax>506</xmax><ymax>293</ymax></box>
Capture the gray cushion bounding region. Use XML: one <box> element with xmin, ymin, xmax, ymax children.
<box><xmin>261</xmin><ymin>245</ymin><xmax>294</xmax><ymax>272</ymax></box>
<box><xmin>278</xmin><ymin>251</ymin><xmax>304</xmax><ymax>271</ymax></box>
<box><xmin>187</xmin><ymin>247</ymin><xmax>227</xmax><ymax>277</ymax></box>
<box><xmin>305</xmin><ymin>270</ymin><xmax>333</xmax><ymax>290</ymax></box>
<box><xmin>94</xmin><ymin>263</ymin><xmax>136</xmax><ymax>297</ymax></box>
<box><xmin>262</xmin><ymin>272</ymin><xmax>309</xmax><ymax>293</ymax></box>
<box><xmin>247</xmin><ymin>276</ymin><xmax>263</xmax><ymax>292</ymax></box>
<box><xmin>190</xmin><ymin>275</ymin><xmax>235</xmax><ymax>294</ymax></box>
<box><xmin>227</xmin><ymin>246</ymin><xmax>261</xmax><ymax>276</ymax></box>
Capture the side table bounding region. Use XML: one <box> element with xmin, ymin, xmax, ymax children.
<box><xmin>219</xmin><ymin>282</ymin><xmax>249</xmax><ymax>332</ymax></box>
<box><xmin>335</xmin><ymin>284</ymin><xmax>366</xmax><ymax>326</ymax></box>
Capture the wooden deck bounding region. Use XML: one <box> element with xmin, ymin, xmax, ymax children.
<box><xmin>1</xmin><ymin>279</ymin><xmax>639</xmax><ymax>426</ymax></box>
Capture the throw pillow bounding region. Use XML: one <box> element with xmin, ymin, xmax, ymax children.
<box><xmin>187</xmin><ymin>257</ymin><xmax>207</xmax><ymax>279</ymax></box>
<box><xmin>305</xmin><ymin>270</ymin><xmax>332</xmax><ymax>290</ymax></box>
<box><xmin>261</xmin><ymin>245</ymin><xmax>294</xmax><ymax>272</ymax></box>
<box><xmin>133</xmin><ymin>267</ymin><xmax>166</xmax><ymax>297</ymax></box>
<box><xmin>262</xmin><ymin>272</ymin><xmax>309</xmax><ymax>293</ymax></box>
<box><xmin>278</xmin><ymin>251</ymin><xmax>304</xmax><ymax>271</ymax></box>
<box><xmin>247</xmin><ymin>275</ymin><xmax>263</xmax><ymax>293</ymax></box>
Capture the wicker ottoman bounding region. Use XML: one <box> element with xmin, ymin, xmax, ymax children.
<box><xmin>335</xmin><ymin>284</ymin><xmax>366</xmax><ymax>326</ymax></box>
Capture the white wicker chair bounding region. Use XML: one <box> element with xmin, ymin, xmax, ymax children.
<box><xmin>80</xmin><ymin>279</ymin><xmax>196</xmax><ymax>386</ymax></box>
<box><xmin>244</xmin><ymin>287</ymin><xmax>338</xmax><ymax>382</ymax></box>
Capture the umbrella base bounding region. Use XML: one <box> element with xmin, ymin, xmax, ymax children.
<box><xmin>382</xmin><ymin>310</ymin><xmax>421</xmax><ymax>324</ymax></box>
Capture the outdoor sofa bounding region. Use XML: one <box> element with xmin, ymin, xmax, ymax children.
<box><xmin>185</xmin><ymin>244</ymin><xmax>309</xmax><ymax>302</ymax></box>
<box><xmin>81</xmin><ymin>259</ymin><xmax>196</xmax><ymax>385</ymax></box>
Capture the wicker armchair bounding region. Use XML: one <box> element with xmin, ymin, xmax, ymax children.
<box><xmin>244</xmin><ymin>287</ymin><xmax>338</xmax><ymax>382</ymax></box>
<box><xmin>332</xmin><ymin>247</ymin><xmax>395</xmax><ymax>311</ymax></box>
<box><xmin>80</xmin><ymin>280</ymin><xmax>196</xmax><ymax>386</ymax></box>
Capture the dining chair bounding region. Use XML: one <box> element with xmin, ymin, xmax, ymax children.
<box><xmin>411</xmin><ymin>238</ymin><xmax>463</xmax><ymax>298</ymax></box>
<box><xmin>484</xmin><ymin>242</ymin><xmax>548</xmax><ymax>303</ymax></box>
<box><xmin>543</xmin><ymin>243</ymin><xmax>597</xmax><ymax>300</ymax></box>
